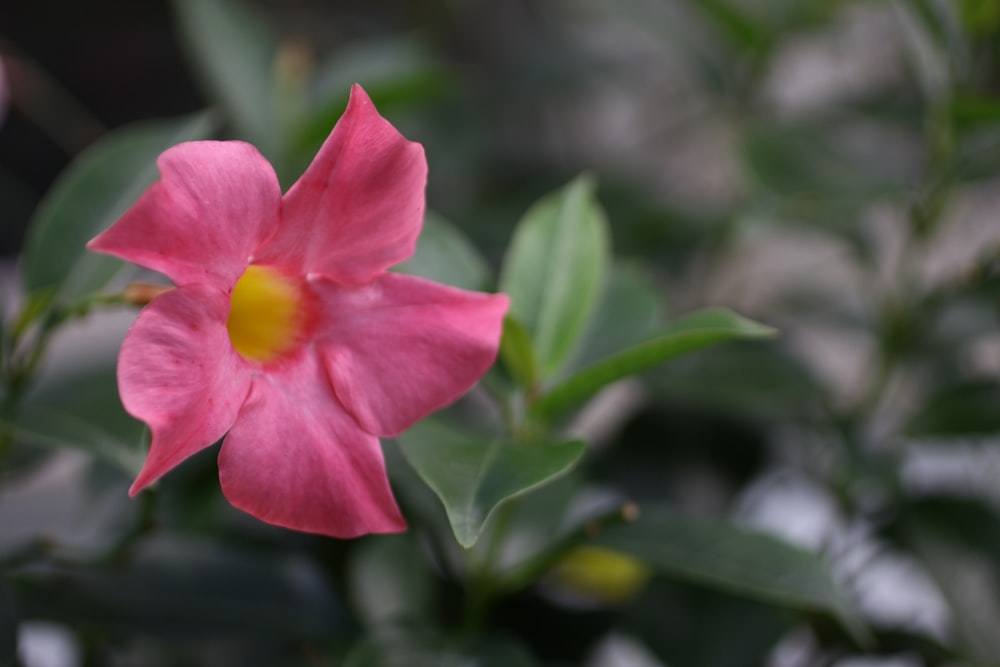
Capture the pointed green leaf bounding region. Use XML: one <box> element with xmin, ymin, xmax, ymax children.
<box><xmin>533</xmin><ymin>308</ymin><xmax>776</xmax><ymax>419</ymax></box>
<box><xmin>396</xmin><ymin>212</ymin><xmax>492</xmax><ymax>291</ymax></box>
<box><xmin>22</xmin><ymin>112</ymin><xmax>214</xmax><ymax>306</ymax></box>
<box><xmin>593</xmin><ymin>507</ymin><xmax>868</xmax><ymax>644</ymax></box>
<box><xmin>397</xmin><ymin>420</ymin><xmax>586</xmax><ymax>548</ymax></box>
<box><xmin>499</xmin><ymin>176</ymin><xmax>609</xmax><ymax>378</ymax></box>
<box><xmin>172</xmin><ymin>0</ymin><xmax>278</xmax><ymax>155</ymax></box>
<box><xmin>500</xmin><ymin>315</ymin><xmax>540</xmax><ymax>389</ymax></box>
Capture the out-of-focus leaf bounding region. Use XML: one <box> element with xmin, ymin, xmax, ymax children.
<box><xmin>2</xmin><ymin>405</ymin><xmax>144</xmax><ymax>478</ymax></box>
<box><xmin>624</xmin><ymin>578</ymin><xmax>793</xmax><ymax>667</ymax></box>
<box><xmin>499</xmin><ymin>176</ymin><xmax>609</xmax><ymax>378</ymax></box>
<box><xmin>397</xmin><ymin>419</ymin><xmax>586</xmax><ymax>548</ymax></box>
<box><xmin>952</xmin><ymin>93</ymin><xmax>1000</xmax><ymax>131</ymax></box>
<box><xmin>21</xmin><ymin>113</ymin><xmax>214</xmax><ymax>307</ymax></box>
<box><xmin>891</xmin><ymin>0</ymin><xmax>951</xmax><ymax>103</ymax></box>
<box><xmin>500</xmin><ymin>315</ymin><xmax>540</xmax><ymax>390</ymax></box>
<box><xmin>344</xmin><ymin>626</ymin><xmax>539</xmax><ymax>667</ymax></box>
<box><xmin>563</xmin><ymin>261</ymin><xmax>667</xmax><ymax>376</ymax></box>
<box><xmin>0</xmin><ymin>578</ymin><xmax>16</xmax><ymax>667</ymax></box>
<box><xmin>959</xmin><ymin>0</ymin><xmax>1000</xmax><ymax>35</ymax></box>
<box><xmin>310</xmin><ymin>38</ymin><xmax>448</xmax><ymax>114</ymax></box>
<box><xmin>10</xmin><ymin>537</ymin><xmax>344</xmax><ymax>640</ymax></box>
<box><xmin>650</xmin><ymin>343</ymin><xmax>819</xmax><ymax>417</ymax></box>
<box><xmin>484</xmin><ymin>475</ymin><xmax>584</xmax><ymax>579</ymax></box>
<box><xmin>900</xmin><ymin>498</ymin><xmax>1000</xmax><ymax>665</ymax></box>
<box><xmin>172</xmin><ymin>0</ymin><xmax>278</xmax><ymax>155</ymax></box>
<box><xmin>593</xmin><ymin>507</ymin><xmax>868</xmax><ymax>644</ymax></box>
<box><xmin>532</xmin><ymin>308</ymin><xmax>776</xmax><ymax>419</ymax></box>
<box><xmin>347</xmin><ymin>533</ymin><xmax>435</xmax><ymax>628</ymax></box>
<box><xmin>744</xmin><ymin>123</ymin><xmax>908</xmax><ymax>211</ymax></box>
<box><xmin>12</xmin><ymin>363</ymin><xmax>145</xmax><ymax>476</ymax></box>
<box><xmin>908</xmin><ymin>380</ymin><xmax>1000</xmax><ymax>437</ymax></box>
<box><xmin>694</xmin><ymin>0</ymin><xmax>769</xmax><ymax>53</ymax></box>
<box><xmin>396</xmin><ymin>212</ymin><xmax>491</xmax><ymax>291</ymax></box>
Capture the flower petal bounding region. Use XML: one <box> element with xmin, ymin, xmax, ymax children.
<box><xmin>123</xmin><ymin>285</ymin><xmax>252</xmax><ymax>495</ymax></box>
<box><xmin>218</xmin><ymin>349</ymin><xmax>405</xmax><ymax>538</ymax></box>
<box><xmin>254</xmin><ymin>84</ymin><xmax>426</xmax><ymax>285</ymax></box>
<box><xmin>87</xmin><ymin>141</ymin><xmax>281</xmax><ymax>289</ymax></box>
<box><xmin>315</xmin><ymin>272</ymin><xmax>508</xmax><ymax>437</ymax></box>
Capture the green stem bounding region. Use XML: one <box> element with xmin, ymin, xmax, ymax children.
<box><xmin>460</xmin><ymin>499</ymin><xmax>519</xmax><ymax>634</ymax></box>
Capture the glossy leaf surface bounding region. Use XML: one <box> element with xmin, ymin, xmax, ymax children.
<box><xmin>398</xmin><ymin>419</ymin><xmax>586</xmax><ymax>548</ymax></box>
<box><xmin>533</xmin><ymin>308</ymin><xmax>776</xmax><ymax>419</ymax></box>
<box><xmin>22</xmin><ymin>113</ymin><xmax>213</xmax><ymax>306</ymax></box>
<box><xmin>593</xmin><ymin>507</ymin><xmax>868</xmax><ymax>643</ymax></box>
<box><xmin>500</xmin><ymin>176</ymin><xmax>609</xmax><ymax>378</ymax></box>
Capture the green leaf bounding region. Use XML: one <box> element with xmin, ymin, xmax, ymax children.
<box><xmin>396</xmin><ymin>212</ymin><xmax>492</xmax><ymax>291</ymax></box>
<box><xmin>533</xmin><ymin>308</ymin><xmax>776</xmax><ymax>419</ymax></box>
<box><xmin>309</xmin><ymin>37</ymin><xmax>449</xmax><ymax>113</ymax></box>
<box><xmin>344</xmin><ymin>628</ymin><xmax>539</xmax><ymax>667</ymax></box>
<box><xmin>397</xmin><ymin>419</ymin><xmax>586</xmax><ymax>548</ymax></box>
<box><xmin>593</xmin><ymin>507</ymin><xmax>868</xmax><ymax>643</ymax></box>
<box><xmin>10</xmin><ymin>364</ymin><xmax>147</xmax><ymax>476</ymax></box>
<box><xmin>901</xmin><ymin>499</ymin><xmax>1000</xmax><ymax>664</ymax></box>
<box><xmin>907</xmin><ymin>380</ymin><xmax>1000</xmax><ymax>437</ymax></box>
<box><xmin>11</xmin><ymin>538</ymin><xmax>345</xmax><ymax>640</ymax></box>
<box><xmin>2</xmin><ymin>405</ymin><xmax>145</xmax><ymax>478</ymax></box>
<box><xmin>347</xmin><ymin>534</ymin><xmax>435</xmax><ymax>628</ymax></box>
<box><xmin>172</xmin><ymin>0</ymin><xmax>278</xmax><ymax>155</ymax></box>
<box><xmin>22</xmin><ymin>112</ymin><xmax>214</xmax><ymax>306</ymax></box>
<box><xmin>499</xmin><ymin>176</ymin><xmax>609</xmax><ymax>378</ymax></box>
<box><xmin>564</xmin><ymin>261</ymin><xmax>667</xmax><ymax>375</ymax></box>
<box><xmin>499</xmin><ymin>315</ymin><xmax>540</xmax><ymax>390</ymax></box>
<box><xmin>744</xmin><ymin>122</ymin><xmax>906</xmax><ymax>210</ymax></box>
<box><xmin>695</xmin><ymin>0</ymin><xmax>770</xmax><ymax>53</ymax></box>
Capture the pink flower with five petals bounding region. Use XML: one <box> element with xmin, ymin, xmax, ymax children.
<box><xmin>88</xmin><ymin>85</ymin><xmax>508</xmax><ymax>538</ymax></box>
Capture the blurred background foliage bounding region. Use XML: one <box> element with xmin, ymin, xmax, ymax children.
<box><xmin>2</xmin><ymin>0</ymin><xmax>1000</xmax><ymax>665</ymax></box>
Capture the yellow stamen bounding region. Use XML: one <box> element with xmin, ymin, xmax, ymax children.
<box><xmin>227</xmin><ymin>265</ymin><xmax>306</xmax><ymax>363</ymax></box>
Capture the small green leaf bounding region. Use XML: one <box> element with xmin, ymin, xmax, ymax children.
<box><xmin>499</xmin><ymin>176</ymin><xmax>609</xmax><ymax>378</ymax></box>
<box><xmin>533</xmin><ymin>308</ymin><xmax>776</xmax><ymax>419</ymax></box>
<box><xmin>22</xmin><ymin>112</ymin><xmax>214</xmax><ymax>306</ymax></box>
<box><xmin>172</xmin><ymin>0</ymin><xmax>278</xmax><ymax>156</ymax></box>
<box><xmin>396</xmin><ymin>212</ymin><xmax>492</xmax><ymax>291</ymax></box>
<box><xmin>500</xmin><ymin>315</ymin><xmax>540</xmax><ymax>390</ymax></box>
<box><xmin>397</xmin><ymin>419</ymin><xmax>586</xmax><ymax>548</ymax></box>
<box><xmin>593</xmin><ymin>507</ymin><xmax>868</xmax><ymax>643</ymax></box>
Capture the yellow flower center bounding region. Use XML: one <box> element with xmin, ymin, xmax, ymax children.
<box><xmin>227</xmin><ymin>265</ymin><xmax>308</xmax><ymax>363</ymax></box>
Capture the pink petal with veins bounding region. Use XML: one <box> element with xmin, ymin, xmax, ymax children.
<box><xmin>316</xmin><ymin>272</ymin><xmax>508</xmax><ymax>437</ymax></box>
<box><xmin>87</xmin><ymin>141</ymin><xmax>281</xmax><ymax>290</ymax></box>
<box><xmin>121</xmin><ymin>285</ymin><xmax>253</xmax><ymax>494</ymax></box>
<box><xmin>254</xmin><ymin>85</ymin><xmax>426</xmax><ymax>285</ymax></box>
<box><xmin>218</xmin><ymin>350</ymin><xmax>405</xmax><ymax>537</ymax></box>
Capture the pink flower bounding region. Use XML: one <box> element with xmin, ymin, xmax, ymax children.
<box><xmin>88</xmin><ymin>85</ymin><xmax>508</xmax><ymax>538</ymax></box>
